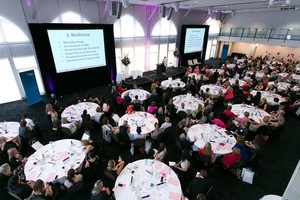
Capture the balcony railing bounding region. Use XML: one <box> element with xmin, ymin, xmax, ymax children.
<box><xmin>219</xmin><ymin>27</ymin><xmax>300</xmax><ymax>41</ymax></box>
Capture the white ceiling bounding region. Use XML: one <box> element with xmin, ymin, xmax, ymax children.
<box><xmin>126</xmin><ymin>0</ymin><xmax>300</xmax><ymax>13</ymax></box>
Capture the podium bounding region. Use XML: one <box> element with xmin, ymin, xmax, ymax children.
<box><xmin>156</xmin><ymin>63</ymin><xmax>166</xmax><ymax>75</ymax></box>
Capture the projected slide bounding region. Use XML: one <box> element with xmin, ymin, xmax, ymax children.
<box><xmin>183</xmin><ymin>28</ymin><xmax>206</xmax><ymax>54</ymax></box>
<box><xmin>47</xmin><ymin>29</ymin><xmax>106</xmax><ymax>73</ymax></box>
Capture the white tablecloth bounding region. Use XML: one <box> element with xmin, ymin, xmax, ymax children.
<box><xmin>260</xmin><ymin>195</ymin><xmax>282</xmax><ymax>200</ymax></box>
<box><xmin>0</xmin><ymin>122</ymin><xmax>19</xmax><ymax>141</ymax></box>
<box><xmin>121</xmin><ymin>89</ymin><xmax>150</xmax><ymax>101</ymax></box>
<box><xmin>200</xmin><ymin>84</ymin><xmax>226</xmax><ymax>96</ymax></box>
<box><xmin>250</xmin><ymin>90</ymin><xmax>287</xmax><ymax>105</ymax></box>
<box><xmin>231</xmin><ymin>104</ymin><xmax>270</xmax><ymax>124</ymax></box>
<box><xmin>187</xmin><ymin>124</ymin><xmax>236</xmax><ymax>156</ymax></box>
<box><xmin>118</xmin><ymin>112</ymin><xmax>158</xmax><ymax>135</ymax></box>
<box><xmin>114</xmin><ymin>159</ymin><xmax>182</xmax><ymax>200</ymax></box>
<box><xmin>188</xmin><ymin>73</ymin><xmax>201</xmax><ymax>80</ymax></box>
<box><xmin>278</xmin><ymin>73</ymin><xmax>300</xmax><ymax>83</ymax></box>
<box><xmin>173</xmin><ymin>94</ymin><xmax>203</xmax><ymax>115</ymax></box>
<box><xmin>24</xmin><ymin>139</ymin><xmax>86</xmax><ymax>182</ymax></box>
<box><xmin>267</xmin><ymin>81</ymin><xmax>300</xmax><ymax>92</ymax></box>
<box><xmin>61</xmin><ymin>102</ymin><xmax>99</xmax><ymax>124</ymax></box>
<box><xmin>161</xmin><ymin>79</ymin><xmax>185</xmax><ymax>89</ymax></box>
<box><xmin>208</xmin><ymin>69</ymin><xmax>224</xmax><ymax>74</ymax></box>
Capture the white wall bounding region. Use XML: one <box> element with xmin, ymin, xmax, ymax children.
<box><xmin>230</xmin><ymin>42</ymin><xmax>300</xmax><ymax>61</ymax></box>
<box><xmin>223</xmin><ymin>11</ymin><xmax>300</xmax><ymax>29</ymax></box>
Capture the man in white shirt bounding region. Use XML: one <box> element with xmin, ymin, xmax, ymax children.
<box><xmin>160</xmin><ymin>117</ymin><xmax>172</xmax><ymax>133</ymax></box>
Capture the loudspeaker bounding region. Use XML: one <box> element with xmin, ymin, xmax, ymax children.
<box><xmin>109</xmin><ymin>1</ymin><xmax>122</xmax><ymax>18</ymax></box>
<box><xmin>159</xmin><ymin>5</ymin><xmax>166</xmax><ymax>18</ymax></box>
<box><xmin>166</xmin><ymin>7</ymin><xmax>174</xmax><ymax>20</ymax></box>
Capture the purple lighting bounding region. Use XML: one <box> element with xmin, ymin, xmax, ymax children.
<box><xmin>26</xmin><ymin>0</ymin><xmax>32</xmax><ymax>8</ymax></box>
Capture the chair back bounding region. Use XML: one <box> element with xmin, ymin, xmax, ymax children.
<box><xmin>230</xmin><ymin>161</ymin><xmax>243</xmax><ymax>169</ymax></box>
<box><xmin>61</xmin><ymin>127</ymin><xmax>72</xmax><ymax>136</ymax></box>
<box><xmin>102</xmin><ymin>125</ymin><xmax>112</xmax><ymax>143</ymax></box>
<box><xmin>198</xmin><ymin>154</ymin><xmax>211</xmax><ymax>167</ymax></box>
<box><xmin>67</xmin><ymin>181</ymin><xmax>84</xmax><ymax>195</ymax></box>
<box><xmin>133</xmin><ymin>138</ymin><xmax>145</xmax><ymax>147</ymax></box>
<box><xmin>8</xmin><ymin>191</ymin><xmax>22</xmax><ymax>200</ymax></box>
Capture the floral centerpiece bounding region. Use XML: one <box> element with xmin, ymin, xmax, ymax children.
<box><xmin>173</xmin><ymin>49</ymin><xmax>180</xmax><ymax>58</ymax></box>
<box><xmin>121</xmin><ymin>54</ymin><xmax>131</xmax><ymax>66</ymax></box>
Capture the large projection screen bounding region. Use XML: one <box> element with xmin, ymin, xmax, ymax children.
<box><xmin>183</xmin><ymin>28</ymin><xmax>206</xmax><ymax>54</ymax></box>
<box><xmin>179</xmin><ymin>25</ymin><xmax>209</xmax><ymax>66</ymax></box>
<box><xmin>47</xmin><ymin>29</ymin><xmax>106</xmax><ymax>73</ymax></box>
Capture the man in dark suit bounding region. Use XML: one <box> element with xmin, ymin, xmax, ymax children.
<box><xmin>186</xmin><ymin>169</ymin><xmax>212</xmax><ymax>199</ymax></box>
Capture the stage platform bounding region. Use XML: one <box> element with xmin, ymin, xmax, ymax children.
<box><xmin>124</xmin><ymin>67</ymin><xmax>187</xmax><ymax>87</ymax></box>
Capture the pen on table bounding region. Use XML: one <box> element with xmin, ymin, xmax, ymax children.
<box><xmin>37</xmin><ymin>172</ymin><xmax>42</xmax><ymax>177</ymax></box>
<box><xmin>157</xmin><ymin>182</ymin><xmax>165</xmax><ymax>186</ymax></box>
<box><xmin>142</xmin><ymin>195</ymin><xmax>150</xmax><ymax>199</ymax></box>
<box><xmin>63</xmin><ymin>157</ymin><xmax>70</xmax><ymax>162</ymax></box>
<box><xmin>130</xmin><ymin>176</ymin><xmax>133</xmax><ymax>184</ymax></box>
<box><xmin>28</xmin><ymin>167</ymin><xmax>33</xmax><ymax>172</ymax></box>
<box><xmin>145</xmin><ymin>170</ymin><xmax>152</xmax><ymax>175</ymax></box>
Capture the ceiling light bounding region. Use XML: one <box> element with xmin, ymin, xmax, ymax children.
<box><xmin>174</xmin><ymin>2</ymin><xmax>179</xmax><ymax>12</ymax></box>
<box><xmin>122</xmin><ymin>0</ymin><xmax>129</xmax><ymax>8</ymax></box>
<box><xmin>269</xmin><ymin>0</ymin><xmax>274</xmax><ymax>7</ymax></box>
<box><xmin>208</xmin><ymin>7</ymin><xmax>212</xmax><ymax>15</ymax></box>
<box><xmin>286</xmin><ymin>0</ymin><xmax>292</xmax><ymax>5</ymax></box>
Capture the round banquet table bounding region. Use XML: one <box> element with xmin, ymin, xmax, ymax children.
<box><xmin>250</xmin><ymin>90</ymin><xmax>287</xmax><ymax>105</ymax></box>
<box><xmin>187</xmin><ymin>124</ymin><xmax>236</xmax><ymax>161</ymax></box>
<box><xmin>118</xmin><ymin>112</ymin><xmax>158</xmax><ymax>135</ymax></box>
<box><xmin>278</xmin><ymin>73</ymin><xmax>300</xmax><ymax>83</ymax></box>
<box><xmin>61</xmin><ymin>102</ymin><xmax>99</xmax><ymax>124</ymax></box>
<box><xmin>231</xmin><ymin>104</ymin><xmax>270</xmax><ymax>124</ymax></box>
<box><xmin>121</xmin><ymin>89</ymin><xmax>150</xmax><ymax>101</ymax></box>
<box><xmin>24</xmin><ymin>139</ymin><xmax>86</xmax><ymax>182</ymax></box>
<box><xmin>260</xmin><ymin>194</ymin><xmax>282</xmax><ymax>200</ymax></box>
<box><xmin>188</xmin><ymin>73</ymin><xmax>201</xmax><ymax>80</ymax></box>
<box><xmin>200</xmin><ymin>84</ymin><xmax>226</xmax><ymax>96</ymax></box>
<box><xmin>113</xmin><ymin>159</ymin><xmax>182</xmax><ymax>200</ymax></box>
<box><xmin>173</xmin><ymin>94</ymin><xmax>204</xmax><ymax>115</ymax></box>
<box><xmin>161</xmin><ymin>79</ymin><xmax>185</xmax><ymax>89</ymax></box>
<box><xmin>0</xmin><ymin>121</ymin><xmax>20</xmax><ymax>141</ymax></box>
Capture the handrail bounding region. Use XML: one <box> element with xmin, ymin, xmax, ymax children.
<box><xmin>219</xmin><ymin>27</ymin><xmax>300</xmax><ymax>41</ymax></box>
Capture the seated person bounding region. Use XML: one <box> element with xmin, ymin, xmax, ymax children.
<box><xmin>173</xmin><ymin>149</ymin><xmax>191</xmax><ymax>177</ymax></box>
<box><xmin>104</xmin><ymin>157</ymin><xmax>125</xmax><ymax>187</ymax></box>
<box><xmin>27</xmin><ymin>179</ymin><xmax>53</xmax><ymax>199</ymax></box>
<box><xmin>0</xmin><ymin>136</ymin><xmax>19</xmax><ymax>164</ymax></box>
<box><xmin>147</xmin><ymin>101</ymin><xmax>158</xmax><ymax>114</ymax></box>
<box><xmin>0</xmin><ymin>163</ymin><xmax>12</xmax><ymax>191</ymax></box>
<box><xmin>94</xmin><ymin>107</ymin><xmax>104</xmax><ymax>124</ymax></box>
<box><xmin>91</xmin><ymin>180</ymin><xmax>113</xmax><ymax>200</ymax></box>
<box><xmin>64</xmin><ymin>169</ymin><xmax>83</xmax><ymax>189</ymax></box>
<box><xmin>81</xmin><ymin>109</ymin><xmax>93</xmax><ymax>129</ymax></box>
<box><xmin>186</xmin><ymin>169</ymin><xmax>212</xmax><ymax>200</ymax></box>
<box><xmin>193</xmin><ymin>65</ymin><xmax>200</xmax><ymax>74</ymax></box>
<box><xmin>220</xmin><ymin>147</ymin><xmax>241</xmax><ymax>169</ymax></box>
<box><xmin>232</xmin><ymin>136</ymin><xmax>248</xmax><ymax>162</ymax></box>
<box><xmin>159</xmin><ymin>117</ymin><xmax>172</xmax><ymax>133</ymax></box>
<box><xmin>18</xmin><ymin>119</ymin><xmax>33</xmax><ymax>151</ymax></box>
<box><xmin>131</xmin><ymin>95</ymin><xmax>141</xmax><ymax>105</ymax></box>
<box><xmin>82</xmin><ymin>151</ymin><xmax>101</xmax><ymax>181</ymax></box>
<box><xmin>7</xmin><ymin>147</ymin><xmax>27</xmax><ymax>172</ymax></box>
<box><xmin>269</xmin><ymin>110</ymin><xmax>285</xmax><ymax>128</ymax></box>
<box><xmin>7</xmin><ymin>174</ymin><xmax>32</xmax><ymax>199</ymax></box>
<box><xmin>153</xmin><ymin>143</ymin><xmax>167</xmax><ymax>161</ymax></box>
<box><xmin>61</xmin><ymin>118</ymin><xmax>78</xmax><ymax>135</ymax></box>
<box><xmin>198</xmin><ymin>142</ymin><xmax>213</xmax><ymax>163</ymax></box>
<box><xmin>245</xmin><ymin>135</ymin><xmax>264</xmax><ymax>155</ymax></box>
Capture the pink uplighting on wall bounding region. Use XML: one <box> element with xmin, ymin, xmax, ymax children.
<box><xmin>26</xmin><ymin>0</ymin><xmax>32</xmax><ymax>7</ymax></box>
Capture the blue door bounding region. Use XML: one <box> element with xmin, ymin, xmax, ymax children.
<box><xmin>221</xmin><ymin>44</ymin><xmax>229</xmax><ymax>60</ymax></box>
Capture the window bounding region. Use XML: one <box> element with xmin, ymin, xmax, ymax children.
<box><xmin>0</xmin><ymin>59</ymin><xmax>21</xmax><ymax>103</ymax></box>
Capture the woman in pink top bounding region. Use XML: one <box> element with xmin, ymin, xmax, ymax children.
<box><xmin>193</xmin><ymin>66</ymin><xmax>200</xmax><ymax>74</ymax></box>
<box><xmin>147</xmin><ymin>101</ymin><xmax>158</xmax><ymax>114</ymax></box>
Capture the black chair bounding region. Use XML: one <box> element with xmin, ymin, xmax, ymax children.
<box><xmin>197</xmin><ymin>154</ymin><xmax>213</xmax><ymax>171</ymax></box>
<box><xmin>8</xmin><ymin>191</ymin><xmax>22</xmax><ymax>200</ymax></box>
<box><xmin>133</xmin><ymin>103</ymin><xmax>142</xmax><ymax>111</ymax></box>
<box><xmin>61</xmin><ymin>127</ymin><xmax>73</xmax><ymax>137</ymax></box>
<box><xmin>228</xmin><ymin>161</ymin><xmax>243</xmax><ymax>176</ymax></box>
<box><xmin>66</xmin><ymin>181</ymin><xmax>84</xmax><ymax>197</ymax></box>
